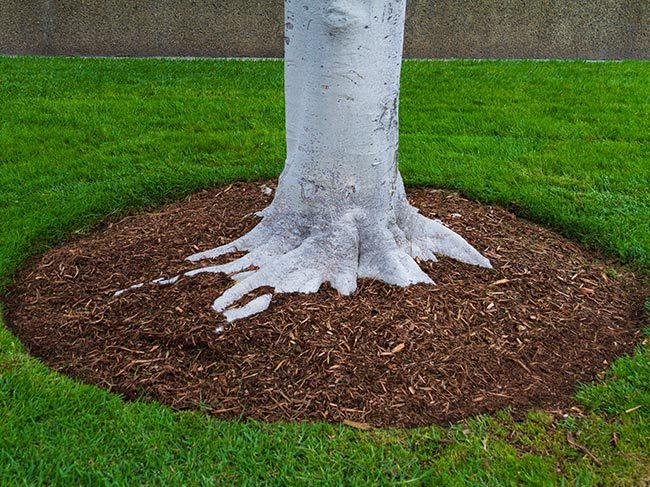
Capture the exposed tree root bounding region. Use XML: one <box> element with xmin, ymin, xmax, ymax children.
<box><xmin>116</xmin><ymin>200</ymin><xmax>491</xmax><ymax>322</ymax></box>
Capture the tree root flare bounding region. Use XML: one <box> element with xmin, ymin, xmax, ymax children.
<box><xmin>114</xmin><ymin>205</ymin><xmax>491</xmax><ymax>323</ymax></box>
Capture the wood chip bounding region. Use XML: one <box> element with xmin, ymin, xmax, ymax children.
<box><xmin>490</xmin><ymin>278</ymin><xmax>511</xmax><ymax>286</ymax></box>
<box><xmin>343</xmin><ymin>420</ymin><xmax>372</xmax><ymax>430</ymax></box>
<box><xmin>566</xmin><ymin>432</ymin><xmax>602</xmax><ymax>466</ymax></box>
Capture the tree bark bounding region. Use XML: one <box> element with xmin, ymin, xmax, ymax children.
<box><xmin>160</xmin><ymin>0</ymin><xmax>490</xmax><ymax>320</ymax></box>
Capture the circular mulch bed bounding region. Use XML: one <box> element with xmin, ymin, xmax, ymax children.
<box><xmin>4</xmin><ymin>182</ymin><xmax>648</xmax><ymax>428</ymax></box>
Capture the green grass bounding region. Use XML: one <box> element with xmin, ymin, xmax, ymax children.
<box><xmin>0</xmin><ymin>56</ymin><xmax>648</xmax><ymax>485</ymax></box>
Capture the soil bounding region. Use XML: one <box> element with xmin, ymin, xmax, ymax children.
<box><xmin>4</xmin><ymin>182</ymin><xmax>647</xmax><ymax>428</ymax></box>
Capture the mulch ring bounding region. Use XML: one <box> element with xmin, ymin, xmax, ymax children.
<box><xmin>4</xmin><ymin>181</ymin><xmax>648</xmax><ymax>428</ymax></box>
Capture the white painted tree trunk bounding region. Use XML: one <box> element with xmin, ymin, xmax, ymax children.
<box><xmin>185</xmin><ymin>0</ymin><xmax>491</xmax><ymax>319</ymax></box>
<box><xmin>122</xmin><ymin>0</ymin><xmax>491</xmax><ymax>321</ymax></box>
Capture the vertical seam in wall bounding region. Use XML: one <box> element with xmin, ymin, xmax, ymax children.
<box><xmin>624</xmin><ymin>0</ymin><xmax>639</xmax><ymax>56</ymax></box>
<box><xmin>43</xmin><ymin>0</ymin><xmax>54</xmax><ymax>53</ymax></box>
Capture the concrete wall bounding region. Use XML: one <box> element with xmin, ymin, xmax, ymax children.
<box><xmin>1</xmin><ymin>0</ymin><xmax>648</xmax><ymax>59</ymax></box>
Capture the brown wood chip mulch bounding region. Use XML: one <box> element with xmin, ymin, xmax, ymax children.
<box><xmin>4</xmin><ymin>182</ymin><xmax>648</xmax><ymax>428</ymax></box>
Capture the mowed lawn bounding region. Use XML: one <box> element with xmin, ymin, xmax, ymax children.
<box><xmin>0</xmin><ymin>57</ymin><xmax>648</xmax><ymax>485</ymax></box>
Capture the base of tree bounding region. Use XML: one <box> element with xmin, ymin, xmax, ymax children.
<box><xmin>6</xmin><ymin>182</ymin><xmax>647</xmax><ymax>428</ymax></box>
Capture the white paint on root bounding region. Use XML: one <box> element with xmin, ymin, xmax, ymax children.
<box><xmin>189</xmin><ymin>194</ymin><xmax>491</xmax><ymax>319</ymax></box>
<box><xmin>113</xmin><ymin>282</ymin><xmax>144</xmax><ymax>297</ymax></box>
<box><xmin>222</xmin><ymin>294</ymin><xmax>273</xmax><ymax>322</ymax></box>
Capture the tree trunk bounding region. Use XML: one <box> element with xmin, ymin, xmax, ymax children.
<box><xmin>183</xmin><ymin>0</ymin><xmax>491</xmax><ymax>320</ymax></box>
